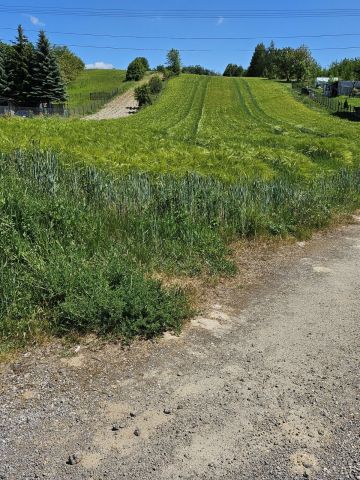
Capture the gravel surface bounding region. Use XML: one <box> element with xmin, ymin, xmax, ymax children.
<box><xmin>83</xmin><ymin>88</ymin><xmax>139</xmax><ymax>120</ymax></box>
<box><xmin>0</xmin><ymin>219</ymin><xmax>359</xmax><ymax>479</ymax></box>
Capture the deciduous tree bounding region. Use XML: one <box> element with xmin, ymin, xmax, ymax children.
<box><xmin>126</xmin><ymin>58</ymin><xmax>146</xmax><ymax>81</ymax></box>
<box><xmin>167</xmin><ymin>49</ymin><xmax>181</xmax><ymax>75</ymax></box>
<box><xmin>53</xmin><ymin>46</ymin><xmax>84</xmax><ymax>83</ymax></box>
<box><xmin>223</xmin><ymin>64</ymin><xmax>244</xmax><ymax>77</ymax></box>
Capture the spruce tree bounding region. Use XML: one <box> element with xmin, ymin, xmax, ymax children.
<box><xmin>0</xmin><ymin>46</ymin><xmax>8</xmax><ymax>98</ymax></box>
<box><xmin>8</xmin><ymin>25</ymin><xmax>34</xmax><ymax>105</ymax></box>
<box><xmin>32</xmin><ymin>31</ymin><xmax>66</xmax><ymax>105</ymax></box>
<box><xmin>247</xmin><ymin>43</ymin><xmax>267</xmax><ymax>77</ymax></box>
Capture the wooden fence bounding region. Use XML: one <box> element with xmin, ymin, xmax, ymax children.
<box><xmin>292</xmin><ymin>83</ymin><xmax>360</xmax><ymax>121</ymax></box>
<box><xmin>67</xmin><ymin>88</ymin><xmax>122</xmax><ymax>116</ymax></box>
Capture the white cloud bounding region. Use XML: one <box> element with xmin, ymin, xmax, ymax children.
<box><xmin>85</xmin><ymin>62</ymin><xmax>115</xmax><ymax>70</ymax></box>
<box><xmin>217</xmin><ymin>16</ymin><xmax>224</xmax><ymax>25</ymax></box>
<box><xmin>28</xmin><ymin>15</ymin><xmax>45</xmax><ymax>26</ymax></box>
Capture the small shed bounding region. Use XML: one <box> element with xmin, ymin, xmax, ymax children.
<box><xmin>336</xmin><ymin>81</ymin><xmax>360</xmax><ymax>96</ymax></box>
<box><xmin>324</xmin><ymin>81</ymin><xmax>360</xmax><ymax>97</ymax></box>
<box><xmin>315</xmin><ymin>77</ymin><xmax>338</xmax><ymax>88</ymax></box>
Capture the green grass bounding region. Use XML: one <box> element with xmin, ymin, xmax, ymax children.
<box><xmin>66</xmin><ymin>69</ymin><xmax>139</xmax><ymax>115</ymax></box>
<box><xmin>1</xmin><ymin>75</ymin><xmax>359</xmax><ymax>179</ymax></box>
<box><xmin>338</xmin><ymin>95</ymin><xmax>360</xmax><ymax>108</ymax></box>
<box><xmin>2</xmin><ymin>150</ymin><xmax>360</xmax><ymax>351</ymax></box>
<box><xmin>1</xmin><ymin>74</ymin><xmax>360</xmax><ymax>351</ymax></box>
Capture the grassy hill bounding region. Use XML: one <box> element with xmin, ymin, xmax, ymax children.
<box><xmin>1</xmin><ymin>75</ymin><xmax>360</xmax><ymax>351</ymax></box>
<box><xmin>66</xmin><ymin>69</ymin><xmax>138</xmax><ymax>114</ymax></box>
<box><xmin>1</xmin><ymin>75</ymin><xmax>360</xmax><ymax>178</ymax></box>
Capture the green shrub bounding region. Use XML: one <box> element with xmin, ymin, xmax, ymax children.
<box><xmin>135</xmin><ymin>84</ymin><xmax>152</xmax><ymax>107</ymax></box>
<box><xmin>126</xmin><ymin>58</ymin><xmax>146</xmax><ymax>81</ymax></box>
<box><xmin>149</xmin><ymin>75</ymin><xmax>163</xmax><ymax>95</ymax></box>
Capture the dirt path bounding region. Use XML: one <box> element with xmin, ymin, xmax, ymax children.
<box><xmin>83</xmin><ymin>88</ymin><xmax>139</xmax><ymax>120</ymax></box>
<box><xmin>1</xmin><ymin>219</ymin><xmax>359</xmax><ymax>479</ymax></box>
<box><xmin>84</xmin><ymin>76</ymin><xmax>154</xmax><ymax>120</ymax></box>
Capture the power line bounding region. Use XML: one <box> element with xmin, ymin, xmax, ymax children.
<box><xmin>1</xmin><ymin>6</ymin><xmax>360</xmax><ymax>18</ymax></box>
<box><xmin>1</xmin><ymin>35</ymin><xmax>360</xmax><ymax>54</ymax></box>
<box><xmin>1</xmin><ymin>26</ymin><xmax>360</xmax><ymax>42</ymax></box>
<box><xmin>0</xmin><ymin>39</ymin><xmax>209</xmax><ymax>52</ymax></box>
<box><xmin>36</xmin><ymin>44</ymin><xmax>360</xmax><ymax>53</ymax></box>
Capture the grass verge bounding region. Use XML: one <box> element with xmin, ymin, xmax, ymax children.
<box><xmin>1</xmin><ymin>150</ymin><xmax>360</xmax><ymax>353</ymax></box>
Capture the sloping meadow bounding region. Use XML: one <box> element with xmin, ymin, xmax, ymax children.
<box><xmin>1</xmin><ymin>150</ymin><xmax>360</xmax><ymax>350</ymax></box>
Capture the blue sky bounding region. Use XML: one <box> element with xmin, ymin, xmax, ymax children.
<box><xmin>0</xmin><ymin>0</ymin><xmax>359</xmax><ymax>72</ymax></box>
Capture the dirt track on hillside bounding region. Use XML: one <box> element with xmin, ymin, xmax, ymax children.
<box><xmin>83</xmin><ymin>88</ymin><xmax>139</xmax><ymax>120</ymax></box>
<box><xmin>84</xmin><ymin>75</ymin><xmax>155</xmax><ymax>120</ymax></box>
<box><xmin>0</xmin><ymin>218</ymin><xmax>359</xmax><ymax>479</ymax></box>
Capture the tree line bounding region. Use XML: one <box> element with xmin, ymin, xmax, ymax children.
<box><xmin>0</xmin><ymin>26</ymin><xmax>84</xmax><ymax>107</ymax></box>
<box><xmin>222</xmin><ymin>42</ymin><xmax>321</xmax><ymax>81</ymax></box>
<box><xmin>328</xmin><ymin>58</ymin><xmax>360</xmax><ymax>81</ymax></box>
<box><xmin>126</xmin><ymin>49</ymin><xmax>183</xmax><ymax>83</ymax></box>
<box><xmin>222</xmin><ymin>43</ymin><xmax>360</xmax><ymax>82</ymax></box>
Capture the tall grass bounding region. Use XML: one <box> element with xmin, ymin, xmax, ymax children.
<box><xmin>1</xmin><ymin>150</ymin><xmax>360</xmax><ymax>350</ymax></box>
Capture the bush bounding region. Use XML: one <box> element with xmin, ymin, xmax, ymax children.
<box><xmin>148</xmin><ymin>75</ymin><xmax>163</xmax><ymax>95</ymax></box>
<box><xmin>137</xmin><ymin>57</ymin><xmax>150</xmax><ymax>71</ymax></box>
<box><xmin>126</xmin><ymin>58</ymin><xmax>146</xmax><ymax>81</ymax></box>
<box><xmin>135</xmin><ymin>84</ymin><xmax>152</xmax><ymax>107</ymax></box>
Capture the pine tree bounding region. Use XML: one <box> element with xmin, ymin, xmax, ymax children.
<box><xmin>0</xmin><ymin>46</ymin><xmax>8</xmax><ymax>98</ymax></box>
<box><xmin>247</xmin><ymin>43</ymin><xmax>267</xmax><ymax>77</ymax></box>
<box><xmin>8</xmin><ymin>25</ymin><xmax>34</xmax><ymax>105</ymax></box>
<box><xmin>32</xmin><ymin>31</ymin><xmax>66</xmax><ymax>106</ymax></box>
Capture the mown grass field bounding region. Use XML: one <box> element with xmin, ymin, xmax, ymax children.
<box><xmin>1</xmin><ymin>75</ymin><xmax>360</xmax><ymax>351</ymax></box>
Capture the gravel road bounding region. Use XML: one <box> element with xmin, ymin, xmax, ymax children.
<box><xmin>1</xmin><ymin>219</ymin><xmax>359</xmax><ymax>479</ymax></box>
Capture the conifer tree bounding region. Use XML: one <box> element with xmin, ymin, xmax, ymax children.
<box><xmin>8</xmin><ymin>25</ymin><xmax>34</xmax><ymax>105</ymax></box>
<box><xmin>32</xmin><ymin>31</ymin><xmax>66</xmax><ymax>105</ymax></box>
<box><xmin>0</xmin><ymin>46</ymin><xmax>8</xmax><ymax>98</ymax></box>
<box><xmin>247</xmin><ymin>43</ymin><xmax>267</xmax><ymax>77</ymax></box>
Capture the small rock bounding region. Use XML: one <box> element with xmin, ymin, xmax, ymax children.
<box><xmin>112</xmin><ymin>423</ymin><xmax>125</xmax><ymax>431</ymax></box>
<box><xmin>134</xmin><ymin>427</ymin><xmax>141</xmax><ymax>437</ymax></box>
<box><xmin>163</xmin><ymin>408</ymin><xmax>172</xmax><ymax>415</ymax></box>
<box><xmin>67</xmin><ymin>452</ymin><xmax>82</xmax><ymax>465</ymax></box>
<box><xmin>130</xmin><ymin>412</ymin><xmax>137</xmax><ymax>418</ymax></box>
